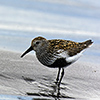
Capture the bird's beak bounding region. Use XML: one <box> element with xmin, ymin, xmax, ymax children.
<box><xmin>21</xmin><ymin>46</ymin><xmax>33</xmax><ymax>58</ymax></box>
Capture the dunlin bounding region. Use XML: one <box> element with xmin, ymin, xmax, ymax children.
<box><xmin>21</xmin><ymin>36</ymin><xmax>93</xmax><ymax>93</ymax></box>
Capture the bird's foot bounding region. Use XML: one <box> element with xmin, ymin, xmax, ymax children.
<box><xmin>57</xmin><ymin>82</ymin><xmax>61</xmax><ymax>97</ymax></box>
<box><xmin>54</xmin><ymin>81</ymin><xmax>58</xmax><ymax>85</ymax></box>
<box><xmin>57</xmin><ymin>87</ymin><xmax>61</xmax><ymax>98</ymax></box>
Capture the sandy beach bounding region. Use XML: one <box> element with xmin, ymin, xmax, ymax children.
<box><xmin>0</xmin><ymin>0</ymin><xmax>100</xmax><ymax>100</ymax></box>
<box><xmin>0</xmin><ymin>49</ymin><xmax>100</xmax><ymax>100</ymax></box>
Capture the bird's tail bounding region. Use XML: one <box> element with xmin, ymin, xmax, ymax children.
<box><xmin>83</xmin><ymin>40</ymin><xmax>93</xmax><ymax>48</ymax></box>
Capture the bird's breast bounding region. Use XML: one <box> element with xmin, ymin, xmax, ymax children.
<box><xmin>36</xmin><ymin>52</ymin><xmax>57</xmax><ymax>67</ymax></box>
<box><xmin>36</xmin><ymin>52</ymin><xmax>72</xmax><ymax>68</ymax></box>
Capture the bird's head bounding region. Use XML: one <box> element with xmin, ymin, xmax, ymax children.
<box><xmin>21</xmin><ymin>36</ymin><xmax>47</xmax><ymax>58</ymax></box>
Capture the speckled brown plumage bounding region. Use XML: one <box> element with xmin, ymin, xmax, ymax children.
<box><xmin>47</xmin><ymin>39</ymin><xmax>92</xmax><ymax>56</ymax></box>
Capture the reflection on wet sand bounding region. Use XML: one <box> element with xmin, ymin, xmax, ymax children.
<box><xmin>23</xmin><ymin>76</ymin><xmax>75</xmax><ymax>100</ymax></box>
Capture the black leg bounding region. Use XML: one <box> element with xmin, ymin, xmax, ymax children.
<box><xmin>58</xmin><ymin>68</ymin><xmax>64</xmax><ymax>86</ymax></box>
<box><xmin>57</xmin><ymin>68</ymin><xmax>64</xmax><ymax>97</ymax></box>
<box><xmin>55</xmin><ymin>68</ymin><xmax>61</xmax><ymax>84</ymax></box>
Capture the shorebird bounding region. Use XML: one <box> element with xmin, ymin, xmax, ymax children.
<box><xmin>21</xmin><ymin>36</ymin><xmax>93</xmax><ymax>91</ymax></box>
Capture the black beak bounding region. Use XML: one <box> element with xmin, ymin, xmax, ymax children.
<box><xmin>21</xmin><ymin>46</ymin><xmax>33</xmax><ymax>58</ymax></box>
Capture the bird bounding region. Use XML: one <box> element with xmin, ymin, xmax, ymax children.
<box><xmin>21</xmin><ymin>36</ymin><xmax>93</xmax><ymax>92</ymax></box>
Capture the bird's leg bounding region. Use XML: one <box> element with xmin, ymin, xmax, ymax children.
<box><xmin>55</xmin><ymin>68</ymin><xmax>61</xmax><ymax>84</ymax></box>
<box><xmin>57</xmin><ymin>68</ymin><xmax>64</xmax><ymax>96</ymax></box>
<box><xmin>58</xmin><ymin>68</ymin><xmax>64</xmax><ymax>86</ymax></box>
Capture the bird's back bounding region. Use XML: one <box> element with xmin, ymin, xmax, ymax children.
<box><xmin>48</xmin><ymin>39</ymin><xmax>93</xmax><ymax>56</ymax></box>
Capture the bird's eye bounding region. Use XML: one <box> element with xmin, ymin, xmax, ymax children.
<box><xmin>36</xmin><ymin>41</ymin><xmax>40</xmax><ymax>45</ymax></box>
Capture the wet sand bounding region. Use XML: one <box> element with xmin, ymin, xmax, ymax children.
<box><xmin>0</xmin><ymin>49</ymin><xmax>100</xmax><ymax>100</ymax></box>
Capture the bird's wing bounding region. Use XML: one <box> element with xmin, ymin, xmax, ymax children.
<box><xmin>48</xmin><ymin>39</ymin><xmax>93</xmax><ymax>57</ymax></box>
<box><xmin>54</xmin><ymin>49</ymin><xmax>82</xmax><ymax>63</ymax></box>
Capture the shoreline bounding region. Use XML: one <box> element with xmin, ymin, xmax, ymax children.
<box><xmin>0</xmin><ymin>49</ymin><xmax>100</xmax><ymax>99</ymax></box>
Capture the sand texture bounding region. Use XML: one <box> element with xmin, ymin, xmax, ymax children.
<box><xmin>0</xmin><ymin>50</ymin><xmax>100</xmax><ymax>100</ymax></box>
